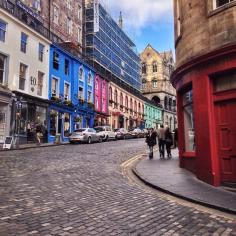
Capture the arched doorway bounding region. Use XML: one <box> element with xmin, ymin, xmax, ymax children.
<box><xmin>152</xmin><ymin>96</ymin><xmax>161</xmax><ymax>106</ymax></box>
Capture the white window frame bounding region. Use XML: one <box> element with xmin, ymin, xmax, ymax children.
<box><xmin>214</xmin><ymin>0</ymin><xmax>235</xmax><ymax>8</ymax></box>
<box><xmin>79</xmin><ymin>66</ymin><xmax>84</xmax><ymax>81</ymax></box>
<box><xmin>64</xmin><ymin>81</ymin><xmax>70</xmax><ymax>101</ymax></box>
<box><xmin>88</xmin><ymin>71</ymin><xmax>93</xmax><ymax>85</ymax></box>
<box><xmin>0</xmin><ymin>53</ymin><xmax>7</xmax><ymax>85</ymax></box>
<box><xmin>51</xmin><ymin>76</ymin><xmax>60</xmax><ymax>97</ymax></box>
<box><xmin>37</xmin><ymin>70</ymin><xmax>44</xmax><ymax>96</ymax></box>
<box><xmin>87</xmin><ymin>90</ymin><xmax>92</xmax><ymax>103</ymax></box>
<box><xmin>78</xmin><ymin>86</ymin><xmax>84</xmax><ymax>99</ymax></box>
<box><xmin>66</xmin><ymin>17</ymin><xmax>72</xmax><ymax>35</ymax></box>
<box><xmin>19</xmin><ymin>62</ymin><xmax>28</xmax><ymax>91</ymax></box>
<box><xmin>53</xmin><ymin>5</ymin><xmax>59</xmax><ymax>25</ymax></box>
<box><xmin>78</xmin><ymin>4</ymin><xmax>82</xmax><ymax>21</ymax></box>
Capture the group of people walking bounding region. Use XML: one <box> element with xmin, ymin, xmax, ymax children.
<box><xmin>145</xmin><ymin>126</ymin><xmax>178</xmax><ymax>160</ymax></box>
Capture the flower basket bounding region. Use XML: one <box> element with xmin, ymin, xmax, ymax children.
<box><xmin>64</xmin><ymin>100</ymin><xmax>73</xmax><ymax>107</ymax></box>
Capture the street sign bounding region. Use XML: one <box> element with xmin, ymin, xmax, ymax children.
<box><xmin>3</xmin><ymin>136</ymin><xmax>13</xmax><ymax>150</ymax></box>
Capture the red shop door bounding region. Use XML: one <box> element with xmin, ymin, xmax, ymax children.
<box><xmin>215</xmin><ymin>100</ymin><xmax>236</xmax><ymax>183</ymax></box>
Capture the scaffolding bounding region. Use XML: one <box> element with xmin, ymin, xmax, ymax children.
<box><xmin>85</xmin><ymin>3</ymin><xmax>141</xmax><ymax>91</ymax></box>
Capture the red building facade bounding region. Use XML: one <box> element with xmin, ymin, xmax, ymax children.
<box><xmin>172</xmin><ymin>0</ymin><xmax>236</xmax><ymax>186</ymax></box>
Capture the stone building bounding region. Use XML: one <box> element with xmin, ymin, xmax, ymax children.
<box><xmin>13</xmin><ymin>0</ymin><xmax>83</xmax><ymax>54</ymax></box>
<box><xmin>172</xmin><ymin>0</ymin><xmax>236</xmax><ymax>186</ymax></box>
<box><xmin>140</xmin><ymin>44</ymin><xmax>177</xmax><ymax>131</ymax></box>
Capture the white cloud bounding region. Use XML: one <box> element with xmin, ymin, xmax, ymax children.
<box><xmin>100</xmin><ymin>0</ymin><xmax>173</xmax><ymax>33</ymax></box>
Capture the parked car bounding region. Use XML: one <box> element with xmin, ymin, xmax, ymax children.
<box><xmin>94</xmin><ymin>126</ymin><xmax>117</xmax><ymax>141</ymax></box>
<box><xmin>69</xmin><ymin>128</ymin><xmax>102</xmax><ymax>144</ymax></box>
<box><xmin>130</xmin><ymin>128</ymin><xmax>143</xmax><ymax>138</ymax></box>
<box><xmin>114</xmin><ymin>128</ymin><xmax>133</xmax><ymax>140</ymax></box>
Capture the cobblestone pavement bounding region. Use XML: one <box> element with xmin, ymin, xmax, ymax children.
<box><xmin>0</xmin><ymin>139</ymin><xmax>235</xmax><ymax>236</ymax></box>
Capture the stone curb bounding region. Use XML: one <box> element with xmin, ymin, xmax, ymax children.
<box><xmin>132</xmin><ymin>161</ymin><xmax>236</xmax><ymax>215</ymax></box>
<box><xmin>0</xmin><ymin>142</ymin><xmax>69</xmax><ymax>152</ymax></box>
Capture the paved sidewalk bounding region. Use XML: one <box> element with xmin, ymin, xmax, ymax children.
<box><xmin>133</xmin><ymin>148</ymin><xmax>236</xmax><ymax>214</ymax></box>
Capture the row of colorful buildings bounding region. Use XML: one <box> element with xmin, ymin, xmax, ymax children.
<box><xmin>0</xmin><ymin>0</ymin><xmax>165</xmax><ymax>144</ymax></box>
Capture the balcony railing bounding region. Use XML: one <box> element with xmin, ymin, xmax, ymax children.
<box><xmin>0</xmin><ymin>0</ymin><xmax>62</xmax><ymax>43</ymax></box>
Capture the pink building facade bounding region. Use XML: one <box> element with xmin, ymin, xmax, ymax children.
<box><xmin>94</xmin><ymin>75</ymin><xmax>109</xmax><ymax>126</ymax></box>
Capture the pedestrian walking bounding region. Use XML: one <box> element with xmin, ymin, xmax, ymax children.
<box><xmin>165</xmin><ymin>127</ymin><xmax>173</xmax><ymax>158</ymax></box>
<box><xmin>174</xmin><ymin>128</ymin><xmax>178</xmax><ymax>148</ymax></box>
<box><xmin>35</xmin><ymin>123</ymin><xmax>43</xmax><ymax>145</ymax></box>
<box><xmin>157</xmin><ymin>125</ymin><xmax>166</xmax><ymax>159</ymax></box>
<box><xmin>145</xmin><ymin>128</ymin><xmax>157</xmax><ymax>160</ymax></box>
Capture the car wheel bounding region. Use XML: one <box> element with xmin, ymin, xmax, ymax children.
<box><xmin>105</xmin><ymin>135</ymin><xmax>109</xmax><ymax>141</ymax></box>
<box><xmin>88</xmin><ymin>137</ymin><xmax>92</xmax><ymax>144</ymax></box>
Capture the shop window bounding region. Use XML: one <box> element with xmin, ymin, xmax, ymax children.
<box><xmin>51</xmin><ymin>77</ymin><xmax>59</xmax><ymax>97</ymax></box>
<box><xmin>183</xmin><ymin>89</ymin><xmax>195</xmax><ymax>152</ymax></box>
<box><xmin>21</xmin><ymin>32</ymin><xmax>28</xmax><ymax>53</ymax></box>
<box><xmin>53</xmin><ymin>5</ymin><xmax>59</xmax><ymax>25</ymax></box>
<box><xmin>213</xmin><ymin>71</ymin><xmax>236</xmax><ymax>92</ymax></box>
<box><xmin>64</xmin><ymin>113</ymin><xmax>70</xmax><ymax>137</ymax></box>
<box><xmin>65</xmin><ymin>59</ymin><xmax>69</xmax><ymax>75</ymax></box>
<box><xmin>19</xmin><ymin>63</ymin><xmax>27</xmax><ymax>90</ymax></box>
<box><xmin>0</xmin><ymin>112</ymin><xmax>6</xmax><ymax>142</ymax></box>
<box><xmin>0</xmin><ymin>54</ymin><xmax>6</xmax><ymax>85</ymax></box>
<box><xmin>64</xmin><ymin>83</ymin><xmax>70</xmax><ymax>101</ymax></box>
<box><xmin>38</xmin><ymin>43</ymin><xmax>44</xmax><ymax>62</ymax></box>
<box><xmin>37</xmin><ymin>71</ymin><xmax>44</xmax><ymax>96</ymax></box>
<box><xmin>53</xmin><ymin>52</ymin><xmax>59</xmax><ymax>70</ymax></box>
<box><xmin>78</xmin><ymin>87</ymin><xmax>84</xmax><ymax>99</ymax></box>
<box><xmin>50</xmin><ymin>110</ymin><xmax>58</xmax><ymax>136</ymax></box>
<box><xmin>0</xmin><ymin>20</ymin><xmax>7</xmax><ymax>42</ymax></box>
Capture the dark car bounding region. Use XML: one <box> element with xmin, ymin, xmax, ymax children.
<box><xmin>114</xmin><ymin>128</ymin><xmax>133</xmax><ymax>140</ymax></box>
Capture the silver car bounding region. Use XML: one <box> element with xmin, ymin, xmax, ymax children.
<box><xmin>69</xmin><ymin>128</ymin><xmax>102</xmax><ymax>144</ymax></box>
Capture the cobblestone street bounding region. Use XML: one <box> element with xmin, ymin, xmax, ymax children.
<box><xmin>0</xmin><ymin>139</ymin><xmax>235</xmax><ymax>236</ymax></box>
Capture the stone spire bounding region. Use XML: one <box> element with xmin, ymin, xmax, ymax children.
<box><xmin>118</xmin><ymin>11</ymin><xmax>123</xmax><ymax>29</ymax></box>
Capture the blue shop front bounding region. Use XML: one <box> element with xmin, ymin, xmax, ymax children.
<box><xmin>48</xmin><ymin>44</ymin><xmax>96</xmax><ymax>143</ymax></box>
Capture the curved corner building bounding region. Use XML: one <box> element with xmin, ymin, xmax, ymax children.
<box><xmin>172</xmin><ymin>0</ymin><xmax>236</xmax><ymax>186</ymax></box>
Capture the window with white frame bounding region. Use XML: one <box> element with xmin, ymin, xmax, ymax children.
<box><xmin>88</xmin><ymin>72</ymin><xmax>92</xmax><ymax>84</ymax></box>
<box><xmin>153</xmin><ymin>79</ymin><xmax>158</xmax><ymax>88</ymax></box>
<box><xmin>0</xmin><ymin>20</ymin><xmax>7</xmax><ymax>42</ymax></box>
<box><xmin>66</xmin><ymin>17</ymin><xmax>72</xmax><ymax>35</ymax></box>
<box><xmin>78</xmin><ymin>86</ymin><xmax>84</xmax><ymax>99</ymax></box>
<box><xmin>19</xmin><ymin>63</ymin><xmax>27</xmax><ymax>90</ymax></box>
<box><xmin>33</xmin><ymin>0</ymin><xmax>41</xmax><ymax>12</ymax></box>
<box><xmin>64</xmin><ymin>83</ymin><xmax>70</xmax><ymax>101</ymax></box>
<box><xmin>88</xmin><ymin>91</ymin><xmax>92</xmax><ymax>103</ymax></box>
<box><xmin>51</xmin><ymin>77</ymin><xmax>58</xmax><ymax>97</ymax></box>
<box><xmin>37</xmin><ymin>71</ymin><xmax>44</xmax><ymax>96</ymax></box>
<box><xmin>78</xmin><ymin>27</ymin><xmax>82</xmax><ymax>44</ymax></box>
<box><xmin>79</xmin><ymin>67</ymin><xmax>84</xmax><ymax>80</ymax></box>
<box><xmin>53</xmin><ymin>51</ymin><xmax>59</xmax><ymax>70</ymax></box>
<box><xmin>215</xmin><ymin>0</ymin><xmax>235</xmax><ymax>8</ymax></box>
<box><xmin>66</xmin><ymin>0</ymin><xmax>72</xmax><ymax>9</ymax></box>
<box><xmin>78</xmin><ymin>4</ymin><xmax>82</xmax><ymax>21</ymax></box>
<box><xmin>38</xmin><ymin>43</ymin><xmax>44</xmax><ymax>62</ymax></box>
<box><xmin>53</xmin><ymin>5</ymin><xmax>59</xmax><ymax>24</ymax></box>
<box><xmin>0</xmin><ymin>54</ymin><xmax>6</xmax><ymax>85</ymax></box>
<box><xmin>21</xmin><ymin>32</ymin><xmax>28</xmax><ymax>53</ymax></box>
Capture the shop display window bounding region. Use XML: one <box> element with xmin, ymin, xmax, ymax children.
<box><xmin>213</xmin><ymin>71</ymin><xmax>236</xmax><ymax>92</ymax></box>
<box><xmin>50</xmin><ymin>110</ymin><xmax>58</xmax><ymax>136</ymax></box>
<box><xmin>64</xmin><ymin>113</ymin><xmax>70</xmax><ymax>137</ymax></box>
<box><xmin>183</xmin><ymin>89</ymin><xmax>195</xmax><ymax>152</ymax></box>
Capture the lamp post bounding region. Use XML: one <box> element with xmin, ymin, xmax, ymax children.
<box><xmin>15</xmin><ymin>99</ymin><xmax>22</xmax><ymax>149</ymax></box>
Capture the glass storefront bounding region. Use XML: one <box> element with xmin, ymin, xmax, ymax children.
<box><xmin>50</xmin><ymin>110</ymin><xmax>58</xmax><ymax>136</ymax></box>
<box><xmin>64</xmin><ymin>113</ymin><xmax>70</xmax><ymax>137</ymax></box>
<box><xmin>183</xmin><ymin>89</ymin><xmax>195</xmax><ymax>152</ymax></box>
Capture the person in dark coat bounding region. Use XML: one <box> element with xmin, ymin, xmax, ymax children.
<box><xmin>174</xmin><ymin>128</ymin><xmax>178</xmax><ymax>148</ymax></box>
<box><xmin>165</xmin><ymin>127</ymin><xmax>173</xmax><ymax>158</ymax></box>
<box><xmin>145</xmin><ymin>128</ymin><xmax>157</xmax><ymax>160</ymax></box>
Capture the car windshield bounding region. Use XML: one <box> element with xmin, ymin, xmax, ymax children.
<box><xmin>94</xmin><ymin>127</ymin><xmax>104</xmax><ymax>132</ymax></box>
<box><xmin>74</xmin><ymin>129</ymin><xmax>86</xmax><ymax>133</ymax></box>
<box><xmin>114</xmin><ymin>129</ymin><xmax>119</xmax><ymax>132</ymax></box>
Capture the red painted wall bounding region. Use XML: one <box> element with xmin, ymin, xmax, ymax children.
<box><xmin>174</xmin><ymin>45</ymin><xmax>236</xmax><ymax>186</ymax></box>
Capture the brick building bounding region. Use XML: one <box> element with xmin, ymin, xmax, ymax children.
<box><xmin>15</xmin><ymin>0</ymin><xmax>83</xmax><ymax>54</ymax></box>
<box><xmin>172</xmin><ymin>0</ymin><xmax>236</xmax><ymax>186</ymax></box>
